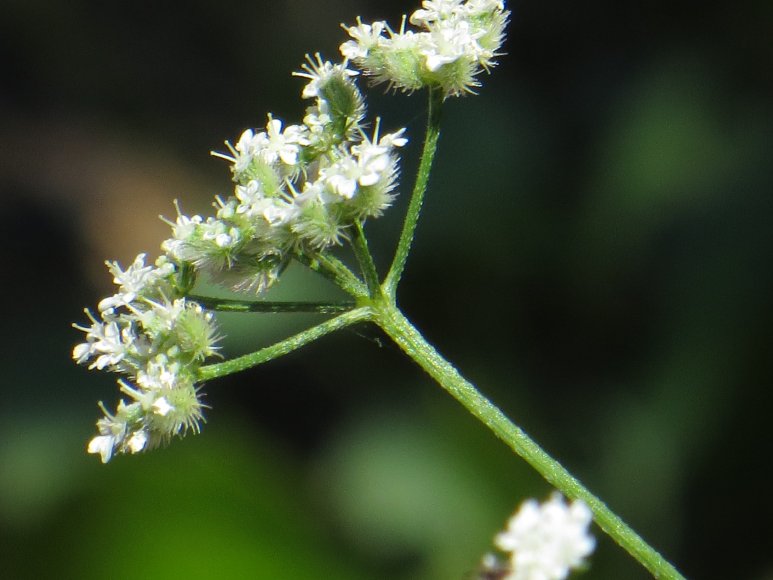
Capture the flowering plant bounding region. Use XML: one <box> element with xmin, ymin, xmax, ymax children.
<box><xmin>73</xmin><ymin>1</ymin><xmax>684</xmax><ymax>578</ymax></box>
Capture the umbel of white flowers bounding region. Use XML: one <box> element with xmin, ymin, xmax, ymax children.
<box><xmin>172</xmin><ymin>56</ymin><xmax>407</xmax><ymax>295</ymax></box>
<box><xmin>73</xmin><ymin>0</ymin><xmax>509</xmax><ymax>463</ymax></box>
<box><xmin>73</xmin><ymin>254</ymin><xmax>218</xmax><ymax>463</ymax></box>
<box><xmin>341</xmin><ymin>0</ymin><xmax>509</xmax><ymax>96</ymax></box>
<box><xmin>479</xmin><ymin>493</ymin><xmax>596</xmax><ymax>580</ymax></box>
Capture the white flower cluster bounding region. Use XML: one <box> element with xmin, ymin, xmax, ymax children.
<box><xmin>341</xmin><ymin>0</ymin><xmax>509</xmax><ymax>96</ymax></box>
<box><xmin>165</xmin><ymin>55</ymin><xmax>407</xmax><ymax>294</ymax></box>
<box><xmin>75</xmin><ymin>55</ymin><xmax>407</xmax><ymax>462</ymax></box>
<box><xmin>73</xmin><ymin>254</ymin><xmax>219</xmax><ymax>462</ymax></box>
<box><xmin>481</xmin><ymin>493</ymin><xmax>596</xmax><ymax>580</ymax></box>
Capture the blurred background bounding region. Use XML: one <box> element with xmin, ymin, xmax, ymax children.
<box><xmin>1</xmin><ymin>0</ymin><xmax>772</xmax><ymax>578</ymax></box>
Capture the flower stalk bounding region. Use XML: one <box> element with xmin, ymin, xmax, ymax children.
<box><xmin>188</xmin><ymin>296</ymin><xmax>355</xmax><ymax>314</ymax></box>
<box><xmin>351</xmin><ymin>221</ymin><xmax>382</xmax><ymax>297</ymax></box>
<box><xmin>384</xmin><ymin>86</ymin><xmax>443</xmax><ymax>298</ymax></box>
<box><xmin>198</xmin><ymin>306</ymin><xmax>371</xmax><ymax>382</ymax></box>
<box><xmin>369</xmin><ymin>297</ymin><xmax>685</xmax><ymax>580</ymax></box>
<box><xmin>297</xmin><ymin>252</ymin><xmax>368</xmax><ymax>298</ymax></box>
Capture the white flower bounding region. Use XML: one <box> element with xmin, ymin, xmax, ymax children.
<box><xmin>161</xmin><ymin>209</ymin><xmax>203</xmax><ymax>259</ymax></box>
<box><xmin>200</xmin><ymin>217</ymin><xmax>241</xmax><ymax>250</ymax></box>
<box><xmin>96</xmin><ymin>254</ymin><xmax>176</xmax><ymax>312</ymax></box>
<box><xmin>127</xmin><ymin>430</ymin><xmax>148</xmax><ymax>453</ymax></box>
<box><xmin>132</xmin><ymin>298</ymin><xmax>187</xmax><ymax>335</ymax></box>
<box><xmin>235</xmin><ymin>180</ymin><xmax>264</xmax><ymax>208</ymax></box>
<box><xmin>340</xmin><ymin>18</ymin><xmax>388</xmax><ymax>60</ymax></box>
<box><xmin>152</xmin><ymin>397</ymin><xmax>174</xmax><ymax>417</ymax></box>
<box><xmin>72</xmin><ymin>312</ymin><xmax>136</xmax><ymax>371</ymax></box>
<box><xmin>87</xmin><ymin>434</ymin><xmax>116</xmax><ymax>463</ymax></box>
<box><xmin>136</xmin><ymin>355</ymin><xmax>179</xmax><ymax>391</ymax></box>
<box><xmin>382</xmin><ymin>27</ymin><xmax>421</xmax><ymax>53</ymax></box>
<box><xmin>234</xmin><ymin>181</ymin><xmax>297</xmax><ymax>227</ymax></box>
<box><xmin>233</xmin><ymin>128</ymin><xmax>264</xmax><ymax>172</ymax></box>
<box><xmin>293</xmin><ymin>53</ymin><xmax>358</xmax><ymax>100</ymax></box>
<box><xmin>119</xmin><ymin>380</ymin><xmax>159</xmax><ymax>410</ymax></box>
<box><xmin>256</xmin><ymin>117</ymin><xmax>309</xmax><ymax>166</ymax></box>
<box><xmin>262</xmin><ymin>202</ymin><xmax>295</xmax><ymax>226</ymax></box>
<box><xmin>495</xmin><ymin>493</ymin><xmax>595</xmax><ymax>580</ymax></box>
<box><xmin>410</xmin><ymin>0</ymin><xmax>464</xmax><ymax>26</ymax></box>
<box><xmin>377</xmin><ymin>128</ymin><xmax>409</xmax><ymax>149</ymax></box>
<box><xmin>319</xmin><ymin>125</ymin><xmax>406</xmax><ymax>200</ymax></box>
<box><xmin>320</xmin><ymin>157</ymin><xmax>361</xmax><ymax>199</ymax></box>
<box><xmin>420</xmin><ymin>19</ymin><xmax>479</xmax><ymax>72</ymax></box>
<box><xmin>351</xmin><ymin>142</ymin><xmax>390</xmax><ymax>186</ymax></box>
<box><xmin>303</xmin><ymin>100</ymin><xmax>333</xmax><ymax>141</ymax></box>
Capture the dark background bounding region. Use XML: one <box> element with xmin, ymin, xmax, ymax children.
<box><xmin>1</xmin><ymin>1</ymin><xmax>772</xmax><ymax>578</ymax></box>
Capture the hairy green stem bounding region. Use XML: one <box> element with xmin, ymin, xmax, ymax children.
<box><xmin>351</xmin><ymin>221</ymin><xmax>382</xmax><ymax>297</ymax></box>
<box><xmin>192</xmin><ymin>78</ymin><xmax>684</xmax><ymax>580</ymax></box>
<box><xmin>189</xmin><ymin>295</ymin><xmax>355</xmax><ymax>314</ymax></box>
<box><xmin>297</xmin><ymin>252</ymin><xmax>368</xmax><ymax>298</ymax></box>
<box><xmin>371</xmin><ymin>300</ymin><xmax>685</xmax><ymax>580</ymax></box>
<box><xmin>198</xmin><ymin>307</ymin><xmax>372</xmax><ymax>381</ymax></box>
<box><xmin>384</xmin><ymin>88</ymin><xmax>444</xmax><ymax>298</ymax></box>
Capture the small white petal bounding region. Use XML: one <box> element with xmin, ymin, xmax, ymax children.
<box><xmin>87</xmin><ymin>435</ymin><xmax>115</xmax><ymax>463</ymax></box>
<box><xmin>152</xmin><ymin>397</ymin><xmax>175</xmax><ymax>417</ymax></box>
<box><xmin>127</xmin><ymin>430</ymin><xmax>148</xmax><ymax>453</ymax></box>
<box><xmin>359</xmin><ymin>172</ymin><xmax>381</xmax><ymax>187</ymax></box>
<box><xmin>72</xmin><ymin>343</ymin><xmax>91</xmax><ymax>362</ymax></box>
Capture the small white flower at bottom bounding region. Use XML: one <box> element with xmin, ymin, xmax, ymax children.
<box><xmin>127</xmin><ymin>430</ymin><xmax>148</xmax><ymax>453</ymax></box>
<box><xmin>495</xmin><ymin>493</ymin><xmax>595</xmax><ymax>580</ymax></box>
<box><xmin>87</xmin><ymin>435</ymin><xmax>116</xmax><ymax>464</ymax></box>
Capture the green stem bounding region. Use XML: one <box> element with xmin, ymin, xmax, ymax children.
<box><xmin>384</xmin><ymin>87</ymin><xmax>444</xmax><ymax>298</ymax></box>
<box><xmin>372</xmin><ymin>300</ymin><xmax>685</xmax><ymax>580</ymax></box>
<box><xmin>198</xmin><ymin>307</ymin><xmax>372</xmax><ymax>381</ymax></box>
<box><xmin>297</xmin><ymin>252</ymin><xmax>368</xmax><ymax>298</ymax></box>
<box><xmin>188</xmin><ymin>295</ymin><xmax>355</xmax><ymax>314</ymax></box>
<box><xmin>351</xmin><ymin>221</ymin><xmax>382</xmax><ymax>297</ymax></box>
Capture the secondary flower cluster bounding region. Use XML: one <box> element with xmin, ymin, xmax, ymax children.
<box><xmin>73</xmin><ymin>255</ymin><xmax>218</xmax><ymax>463</ymax></box>
<box><xmin>341</xmin><ymin>0</ymin><xmax>509</xmax><ymax>96</ymax></box>
<box><xmin>75</xmin><ymin>56</ymin><xmax>407</xmax><ymax>462</ymax></box>
<box><xmin>479</xmin><ymin>494</ymin><xmax>596</xmax><ymax>580</ymax></box>
<box><xmin>166</xmin><ymin>55</ymin><xmax>407</xmax><ymax>294</ymax></box>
